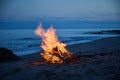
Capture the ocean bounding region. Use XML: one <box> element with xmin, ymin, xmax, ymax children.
<box><xmin>0</xmin><ymin>19</ymin><xmax>120</xmax><ymax>55</ymax></box>
<box><xmin>0</xmin><ymin>28</ymin><xmax>119</xmax><ymax>56</ymax></box>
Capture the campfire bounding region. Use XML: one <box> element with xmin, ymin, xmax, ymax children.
<box><xmin>35</xmin><ymin>23</ymin><xmax>73</xmax><ymax>64</ymax></box>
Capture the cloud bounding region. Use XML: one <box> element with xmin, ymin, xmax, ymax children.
<box><xmin>96</xmin><ymin>13</ymin><xmax>120</xmax><ymax>16</ymax></box>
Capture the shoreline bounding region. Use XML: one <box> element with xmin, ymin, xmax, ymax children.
<box><xmin>67</xmin><ymin>36</ymin><xmax>120</xmax><ymax>54</ymax></box>
<box><xmin>18</xmin><ymin>36</ymin><xmax>120</xmax><ymax>57</ymax></box>
<box><xmin>0</xmin><ymin>36</ymin><xmax>120</xmax><ymax>80</ymax></box>
<box><xmin>14</xmin><ymin>35</ymin><xmax>119</xmax><ymax>57</ymax></box>
<box><xmin>16</xmin><ymin>36</ymin><xmax>120</xmax><ymax>62</ymax></box>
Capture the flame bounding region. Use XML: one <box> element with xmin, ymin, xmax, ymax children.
<box><xmin>35</xmin><ymin>23</ymin><xmax>72</xmax><ymax>64</ymax></box>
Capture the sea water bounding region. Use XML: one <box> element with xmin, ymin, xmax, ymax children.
<box><xmin>0</xmin><ymin>29</ymin><xmax>119</xmax><ymax>56</ymax></box>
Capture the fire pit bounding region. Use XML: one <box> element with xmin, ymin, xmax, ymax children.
<box><xmin>35</xmin><ymin>23</ymin><xmax>74</xmax><ymax>64</ymax></box>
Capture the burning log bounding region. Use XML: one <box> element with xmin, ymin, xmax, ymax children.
<box><xmin>41</xmin><ymin>46</ymin><xmax>73</xmax><ymax>64</ymax></box>
<box><xmin>35</xmin><ymin>23</ymin><xmax>73</xmax><ymax>64</ymax></box>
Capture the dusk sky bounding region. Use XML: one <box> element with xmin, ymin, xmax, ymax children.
<box><xmin>0</xmin><ymin>0</ymin><xmax>120</xmax><ymax>21</ymax></box>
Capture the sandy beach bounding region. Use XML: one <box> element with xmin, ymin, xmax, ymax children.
<box><xmin>0</xmin><ymin>36</ymin><xmax>120</xmax><ymax>80</ymax></box>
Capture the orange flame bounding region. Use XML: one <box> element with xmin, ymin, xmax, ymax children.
<box><xmin>35</xmin><ymin>23</ymin><xmax>72</xmax><ymax>64</ymax></box>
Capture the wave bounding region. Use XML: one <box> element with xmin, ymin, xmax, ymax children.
<box><xmin>17</xmin><ymin>37</ymin><xmax>40</xmax><ymax>40</ymax></box>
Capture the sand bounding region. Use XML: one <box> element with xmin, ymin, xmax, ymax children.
<box><xmin>0</xmin><ymin>36</ymin><xmax>120</xmax><ymax>80</ymax></box>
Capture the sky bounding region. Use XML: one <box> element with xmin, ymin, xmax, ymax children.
<box><xmin>0</xmin><ymin>0</ymin><xmax>120</xmax><ymax>21</ymax></box>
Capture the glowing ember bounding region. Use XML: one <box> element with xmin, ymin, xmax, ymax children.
<box><xmin>35</xmin><ymin>23</ymin><xmax>72</xmax><ymax>64</ymax></box>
